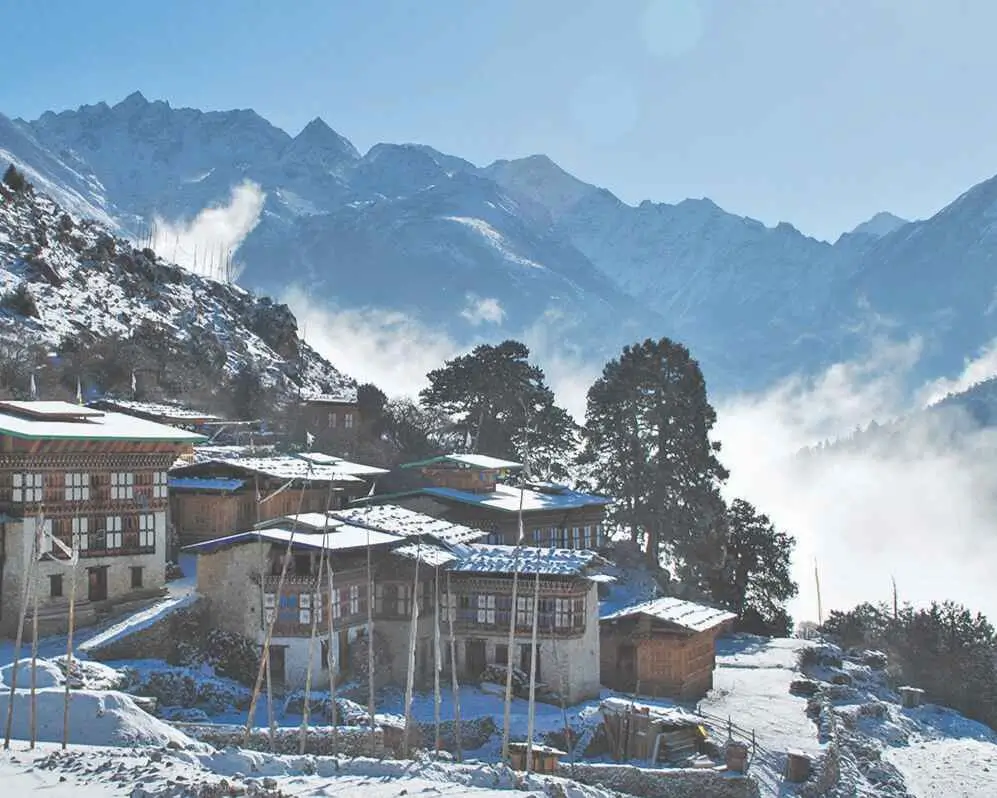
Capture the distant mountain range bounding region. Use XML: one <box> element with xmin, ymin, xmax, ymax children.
<box><xmin>3</xmin><ymin>91</ymin><xmax>997</xmax><ymax>398</ymax></box>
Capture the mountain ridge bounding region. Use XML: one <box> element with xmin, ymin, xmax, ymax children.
<box><xmin>5</xmin><ymin>91</ymin><xmax>997</xmax><ymax>398</ymax></box>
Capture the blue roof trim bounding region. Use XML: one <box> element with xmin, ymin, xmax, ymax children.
<box><xmin>168</xmin><ymin>477</ymin><xmax>246</xmax><ymax>492</ymax></box>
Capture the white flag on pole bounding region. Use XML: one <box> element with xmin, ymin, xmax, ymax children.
<box><xmin>29</xmin><ymin>372</ymin><xmax>37</xmax><ymax>400</ymax></box>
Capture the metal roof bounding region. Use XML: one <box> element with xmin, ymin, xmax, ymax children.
<box><xmin>171</xmin><ymin>456</ymin><xmax>366</xmax><ymax>483</ymax></box>
<box><xmin>423</xmin><ymin>483</ymin><xmax>611</xmax><ymax>514</ymax></box>
<box><xmin>168</xmin><ymin>477</ymin><xmax>245</xmax><ymax>492</ymax></box>
<box><xmin>183</xmin><ymin>525</ymin><xmax>402</xmax><ymax>555</ymax></box>
<box><xmin>0</xmin><ymin>402</ymin><xmax>207</xmax><ymax>443</ymax></box>
<box><xmin>601</xmin><ymin>596</ymin><xmax>736</xmax><ymax>632</ymax></box>
<box><xmin>449</xmin><ymin>544</ymin><xmax>599</xmax><ymax>577</ymax></box>
<box><xmin>331</xmin><ymin>504</ymin><xmax>488</xmax><ymax>545</ymax></box>
<box><xmin>296</xmin><ymin>452</ymin><xmax>390</xmax><ymax>476</ymax></box>
<box><xmin>400</xmin><ymin>453</ymin><xmax>523</xmax><ymax>471</ymax></box>
<box><xmin>89</xmin><ymin>398</ymin><xmax>224</xmax><ymax>422</ymax></box>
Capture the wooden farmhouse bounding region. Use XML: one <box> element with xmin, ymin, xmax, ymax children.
<box><xmin>184</xmin><ymin>503</ymin><xmax>606</xmax><ymax>702</ymax></box>
<box><xmin>296</xmin><ymin>391</ymin><xmax>360</xmax><ymax>452</ymax></box>
<box><xmin>372</xmin><ymin>453</ymin><xmax>612</xmax><ymax>549</ymax></box>
<box><xmin>168</xmin><ymin>453</ymin><xmax>388</xmax><ymax>547</ymax></box>
<box><xmin>599</xmin><ymin>596</ymin><xmax>736</xmax><ymax>699</ymax></box>
<box><xmin>0</xmin><ymin>400</ymin><xmax>205</xmax><ymax>638</ymax></box>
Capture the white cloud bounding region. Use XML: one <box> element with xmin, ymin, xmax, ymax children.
<box><xmin>716</xmin><ymin>337</ymin><xmax>997</xmax><ymax>628</ymax></box>
<box><xmin>150</xmin><ymin>180</ymin><xmax>265</xmax><ymax>281</ymax></box>
<box><xmin>460</xmin><ymin>294</ymin><xmax>505</xmax><ymax>326</ymax></box>
<box><xmin>918</xmin><ymin>337</ymin><xmax>997</xmax><ymax>406</ymax></box>
<box><xmin>284</xmin><ymin>288</ymin><xmax>461</xmax><ymax>399</ymax></box>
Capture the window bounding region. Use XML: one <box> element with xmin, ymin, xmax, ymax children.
<box><xmin>494</xmin><ymin>644</ymin><xmax>508</xmax><ymax>665</ymax></box>
<box><xmin>64</xmin><ymin>473</ymin><xmax>90</xmax><ymax>501</ymax></box>
<box><xmin>516</xmin><ymin>595</ymin><xmax>533</xmax><ymax>626</ymax></box>
<box><xmin>152</xmin><ymin>472</ymin><xmax>168</xmax><ymax>499</ymax></box>
<box><xmin>111</xmin><ymin>473</ymin><xmax>134</xmax><ymax>500</ymax></box>
<box><xmin>582</xmin><ymin>525</ymin><xmax>592</xmax><ymax>549</ymax></box>
<box><xmin>50</xmin><ymin>574</ymin><xmax>63</xmax><ymax>598</ymax></box>
<box><xmin>131</xmin><ymin>567</ymin><xmax>144</xmax><ymax>589</ymax></box>
<box><xmin>595</xmin><ymin>524</ymin><xmax>604</xmax><ymax>547</ymax></box>
<box><xmin>476</xmin><ymin>594</ymin><xmax>496</xmax><ymax>625</ymax></box>
<box><xmin>349</xmin><ymin>584</ymin><xmax>360</xmax><ymax>615</ymax></box>
<box><xmin>73</xmin><ymin>517</ymin><xmax>89</xmax><ymax>551</ymax></box>
<box><xmin>328</xmin><ymin>412</ymin><xmax>337</xmax><ymax>429</ymax></box>
<box><xmin>344</xmin><ymin>412</ymin><xmax>354</xmax><ymax>429</ymax></box>
<box><xmin>397</xmin><ymin>584</ymin><xmax>412</xmax><ymax>617</ymax></box>
<box><xmin>574</xmin><ymin>597</ymin><xmax>586</xmax><ymax>629</ymax></box>
<box><xmin>571</xmin><ymin>526</ymin><xmax>582</xmax><ymax>549</ymax></box>
<box><xmin>138</xmin><ymin>514</ymin><xmax>155</xmax><ymax>548</ymax></box>
<box><xmin>555</xmin><ymin>598</ymin><xmax>573</xmax><ymax>628</ymax></box>
<box><xmin>532</xmin><ymin>527</ymin><xmax>543</xmax><ymax>544</ymax></box>
<box><xmin>105</xmin><ymin>516</ymin><xmax>123</xmax><ymax>549</ymax></box>
<box><xmin>12</xmin><ymin>473</ymin><xmax>43</xmax><ymax>503</ymax></box>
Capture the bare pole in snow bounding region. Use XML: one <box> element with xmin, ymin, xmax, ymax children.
<box><xmin>366</xmin><ymin>523</ymin><xmax>376</xmax><ymax>756</ymax></box>
<box><xmin>3</xmin><ymin>516</ymin><xmax>39</xmax><ymax>749</ymax></box>
<box><xmin>433</xmin><ymin>562</ymin><xmax>442</xmax><ymax>756</ymax></box>
<box><xmin>299</xmin><ymin>546</ymin><xmax>326</xmax><ymax>754</ymax></box>
<box><xmin>242</xmin><ymin>478</ymin><xmax>310</xmax><ymax>748</ymax></box>
<box><xmin>402</xmin><ymin>538</ymin><xmax>422</xmax><ymax>758</ymax></box>
<box><xmin>814</xmin><ymin>557</ymin><xmax>823</xmax><ymax>626</ymax></box>
<box><xmin>29</xmin><ymin>517</ymin><xmax>42</xmax><ymax>749</ymax></box>
<box><xmin>524</xmin><ymin>570</ymin><xmax>541</xmax><ymax>773</ymax></box>
<box><xmin>891</xmin><ymin>575</ymin><xmax>899</xmax><ymax>620</ymax></box>
<box><xmin>62</xmin><ymin>543</ymin><xmax>79</xmax><ymax>750</ymax></box>
<box><xmin>445</xmin><ymin>571</ymin><xmax>463</xmax><ymax>762</ymax></box>
<box><xmin>326</xmin><ymin>522</ymin><xmax>339</xmax><ymax>756</ymax></box>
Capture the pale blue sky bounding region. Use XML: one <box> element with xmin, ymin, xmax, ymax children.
<box><xmin>5</xmin><ymin>0</ymin><xmax>997</xmax><ymax>240</ymax></box>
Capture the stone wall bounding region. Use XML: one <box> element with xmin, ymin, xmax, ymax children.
<box><xmin>84</xmin><ymin>596</ymin><xmax>201</xmax><ymax>661</ymax></box>
<box><xmin>176</xmin><ymin>722</ymin><xmax>390</xmax><ymax>757</ymax></box>
<box><xmin>557</xmin><ymin>762</ymin><xmax>760</xmax><ymax>798</ymax></box>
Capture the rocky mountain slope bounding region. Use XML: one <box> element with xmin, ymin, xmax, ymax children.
<box><xmin>0</xmin><ymin>169</ymin><xmax>353</xmax><ymax>409</ymax></box>
<box><xmin>5</xmin><ymin>92</ymin><xmax>997</xmax><ymax>396</ymax></box>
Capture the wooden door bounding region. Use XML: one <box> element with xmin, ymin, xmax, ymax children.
<box><xmin>464</xmin><ymin>639</ymin><xmax>486</xmax><ymax>678</ymax></box>
<box><xmin>520</xmin><ymin>643</ymin><xmax>541</xmax><ymax>682</ymax></box>
<box><xmin>338</xmin><ymin>630</ymin><xmax>350</xmax><ymax>678</ymax></box>
<box><xmin>267</xmin><ymin>645</ymin><xmax>287</xmax><ymax>688</ymax></box>
<box><xmin>617</xmin><ymin>643</ymin><xmax>637</xmax><ymax>691</ymax></box>
<box><xmin>88</xmin><ymin>567</ymin><xmax>108</xmax><ymax>602</ymax></box>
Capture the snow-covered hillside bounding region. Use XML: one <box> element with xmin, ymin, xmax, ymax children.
<box><xmin>0</xmin><ymin>173</ymin><xmax>353</xmax><ymax>404</ymax></box>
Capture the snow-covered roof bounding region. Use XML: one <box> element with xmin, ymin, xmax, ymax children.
<box><xmin>449</xmin><ymin>544</ymin><xmax>599</xmax><ymax>577</ymax></box>
<box><xmin>330</xmin><ymin>504</ymin><xmax>488</xmax><ymax>545</ymax></box>
<box><xmin>0</xmin><ymin>401</ymin><xmax>206</xmax><ymax>443</ymax></box>
<box><xmin>601</xmin><ymin>596</ymin><xmax>736</xmax><ymax>632</ymax></box>
<box><xmin>599</xmin><ymin>697</ymin><xmax>702</xmax><ymax>727</ymax></box>
<box><xmin>423</xmin><ymin>483</ymin><xmax>611</xmax><ymax>514</ymax></box>
<box><xmin>391</xmin><ymin>542</ymin><xmax>458</xmax><ymax>567</ymax></box>
<box><xmin>401</xmin><ymin>453</ymin><xmax>523</xmax><ymax>471</ymax></box>
<box><xmin>89</xmin><ymin>398</ymin><xmax>224</xmax><ymax>423</ymax></box>
<box><xmin>171</xmin><ymin>456</ymin><xmax>365</xmax><ymax>484</ymax></box>
<box><xmin>300</xmin><ymin>391</ymin><xmax>358</xmax><ymax>405</ymax></box>
<box><xmin>190</xmin><ymin>444</ymin><xmax>278</xmax><ymax>462</ymax></box>
<box><xmin>296</xmin><ymin>452</ymin><xmax>390</xmax><ymax>476</ymax></box>
<box><xmin>183</xmin><ymin>525</ymin><xmax>402</xmax><ymax>555</ymax></box>
<box><xmin>168</xmin><ymin>477</ymin><xmax>245</xmax><ymax>492</ymax></box>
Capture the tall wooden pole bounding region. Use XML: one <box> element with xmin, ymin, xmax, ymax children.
<box><xmin>366</xmin><ymin>524</ymin><xmax>376</xmax><ymax>755</ymax></box>
<box><xmin>62</xmin><ymin>558</ymin><xmax>78</xmax><ymax>749</ymax></box>
<box><xmin>500</xmin><ymin>483</ymin><xmax>526</xmax><ymax>763</ymax></box>
<box><xmin>433</xmin><ymin>564</ymin><xmax>442</xmax><ymax>756</ymax></box>
<box><xmin>524</xmin><ymin>571</ymin><xmax>541</xmax><ymax>773</ymax></box>
<box><xmin>28</xmin><ymin>535</ymin><xmax>41</xmax><ymax>750</ymax></box>
<box><xmin>446</xmin><ymin>571</ymin><xmax>463</xmax><ymax>762</ymax></box>
<box><xmin>814</xmin><ymin>557</ymin><xmax>823</xmax><ymax>626</ymax></box>
<box><xmin>4</xmin><ymin>519</ymin><xmax>39</xmax><ymax>748</ymax></box>
<box><xmin>299</xmin><ymin>547</ymin><xmax>325</xmax><ymax>754</ymax></box>
<box><xmin>243</xmin><ymin>480</ymin><xmax>309</xmax><ymax>746</ymax></box>
<box><xmin>402</xmin><ymin>541</ymin><xmax>421</xmax><ymax>758</ymax></box>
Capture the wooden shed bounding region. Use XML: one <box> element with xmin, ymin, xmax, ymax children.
<box><xmin>600</xmin><ymin>596</ymin><xmax>736</xmax><ymax>700</ymax></box>
<box><xmin>507</xmin><ymin>742</ymin><xmax>567</xmax><ymax>774</ymax></box>
<box><xmin>599</xmin><ymin>698</ymin><xmax>707</xmax><ymax>764</ymax></box>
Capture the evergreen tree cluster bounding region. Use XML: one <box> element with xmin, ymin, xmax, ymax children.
<box><xmin>821</xmin><ymin>600</ymin><xmax>997</xmax><ymax>728</ymax></box>
<box><xmin>355</xmin><ymin>334</ymin><xmax>800</xmax><ymax>635</ymax></box>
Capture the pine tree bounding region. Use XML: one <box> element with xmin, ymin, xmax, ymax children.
<box><xmin>578</xmin><ymin>337</ymin><xmax>728</xmax><ymax>566</ymax></box>
<box><xmin>694</xmin><ymin>498</ymin><xmax>798</xmax><ymax>635</ymax></box>
<box><xmin>420</xmin><ymin>340</ymin><xmax>576</xmax><ymax>478</ymax></box>
<box><xmin>2</xmin><ymin>164</ymin><xmax>27</xmax><ymax>193</ymax></box>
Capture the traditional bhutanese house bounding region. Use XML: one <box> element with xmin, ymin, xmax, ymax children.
<box><xmin>374</xmin><ymin>454</ymin><xmax>612</xmax><ymax>549</ymax></box>
<box><xmin>88</xmin><ymin>398</ymin><xmax>224</xmax><ymax>464</ymax></box>
<box><xmin>296</xmin><ymin>391</ymin><xmax>360</xmax><ymax>451</ymax></box>
<box><xmin>0</xmin><ymin>400</ymin><xmax>205</xmax><ymax>638</ymax></box>
<box><xmin>599</xmin><ymin>597</ymin><xmax>737</xmax><ymax>700</ymax></box>
<box><xmin>168</xmin><ymin>453</ymin><xmax>386</xmax><ymax>546</ymax></box>
<box><xmin>444</xmin><ymin>544</ymin><xmax>605</xmax><ymax>704</ymax></box>
<box><xmin>186</xmin><ymin>503</ymin><xmax>470</xmax><ymax>691</ymax></box>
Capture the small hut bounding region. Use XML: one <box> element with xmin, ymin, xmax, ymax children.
<box><xmin>508</xmin><ymin>742</ymin><xmax>567</xmax><ymax>774</ymax></box>
<box><xmin>600</xmin><ymin>597</ymin><xmax>736</xmax><ymax>699</ymax></box>
<box><xmin>599</xmin><ymin>698</ymin><xmax>706</xmax><ymax>764</ymax></box>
